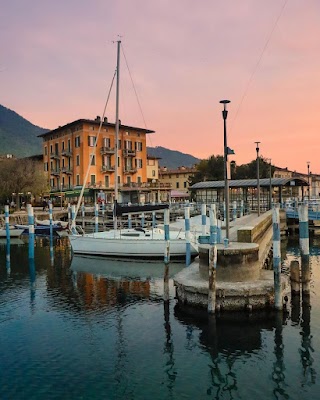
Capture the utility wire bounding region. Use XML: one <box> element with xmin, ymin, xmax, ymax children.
<box><xmin>230</xmin><ymin>0</ymin><xmax>289</xmax><ymax>132</ymax></box>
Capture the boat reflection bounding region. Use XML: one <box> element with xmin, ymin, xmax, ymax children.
<box><xmin>70</xmin><ymin>255</ymin><xmax>185</xmax><ymax>280</ymax></box>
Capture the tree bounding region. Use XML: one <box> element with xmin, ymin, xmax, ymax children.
<box><xmin>190</xmin><ymin>155</ymin><xmax>275</xmax><ymax>185</ymax></box>
<box><xmin>0</xmin><ymin>158</ymin><xmax>49</xmax><ymax>208</ymax></box>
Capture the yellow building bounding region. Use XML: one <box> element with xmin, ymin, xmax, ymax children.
<box><xmin>38</xmin><ymin>116</ymin><xmax>154</xmax><ymax>203</ymax></box>
<box><xmin>158</xmin><ymin>166</ymin><xmax>197</xmax><ymax>200</ymax></box>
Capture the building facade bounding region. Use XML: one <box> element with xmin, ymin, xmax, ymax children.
<box><xmin>39</xmin><ymin>117</ymin><xmax>154</xmax><ymax>204</ymax></box>
<box><xmin>158</xmin><ymin>166</ymin><xmax>197</xmax><ymax>195</ymax></box>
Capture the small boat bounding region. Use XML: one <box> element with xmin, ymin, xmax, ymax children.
<box><xmin>14</xmin><ymin>223</ymin><xmax>66</xmax><ymax>236</ymax></box>
<box><xmin>0</xmin><ymin>227</ymin><xmax>24</xmax><ymax>238</ymax></box>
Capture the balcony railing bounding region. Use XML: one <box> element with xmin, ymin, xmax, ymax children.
<box><xmin>61</xmin><ymin>150</ymin><xmax>73</xmax><ymax>157</ymax></box>
<box><xmin>50</xmin><ymin>168</ymin><xmax>60</xmax><ymax>176</ymax></box>
<box><xmin>123</xmin><ymin>167</ymin><xmax>137</xmax><ymax>174</ymax></box>
<box><xmin>100</xmin><ymin>146</ymin><xmax>115</xmax><ymax>155</ymax></box>
<box><xmin>101</xmin><ymin>165</ymin><xmax>115</xmax><ymax>173</ymax></box>
<box><xmin>49</xmin><ymin>152</ymin><xmax>60</xmax><ymax>160</ymax></box>
<box><xmin>123</xmin><ymin>149</ymin><xmax>136</xmax><ymax>157</ymax></box>
<box><xmin>60</xmin><ymin>167</ymin><xmax>73</xmax><ymax>175</ymax></box>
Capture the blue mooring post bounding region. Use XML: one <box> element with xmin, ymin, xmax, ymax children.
<box><xmin>152</xmin><ymin>211</ymin><xmax>156</xmax><ymax>228</ymax></box>
<box><xmin>272</xmin><ymin>204</ymin><xmax>282</xmax><ymax>310</ymax></box>
<box><xmin>128</xmin><ymin>213</ymin><xmax>132</xmax><ymax>229</ymax></box>
<box><xmin>223</xmin><ymin>202</ymin><xmax>226</xmax><ymax>222</ymax></box>
<box><xmin>185</xmin><ymin>205</ymin><xmax>191</xmax><ymax>266</ymax></box>
<box><xmin>232</xmin><ymin>201</ymin><xmax>237</xmax><ymax>220</ymax></box>
<box><xmin>71</xmin><ymin>205</ymin><xmax>76</xmax><ymax>234</ymax></box>
<box><xmin>201</xmin><ymin>203</ymin><xmax>207</xmax><ymax>236</ymax></box>
<box><xmin>102</xmin><ymin>201</ymin><xmax>105</xmax><ymax>230</ymax></box>
<box><xmin>49</xmin><ymin>202</ymin><xmax>54</xmax><ymax>265</ymax></box>
<box><xmin>5</xmin><ymin>205</ymin><xmax>10</xmax><ymax>269</ymax></box>
<box><xmin>217</xmin><ymin>219</ymin><xmax>222</xmax><ymax>244</ymax></box>
<box><xmin>164</xmin><ymin>208</ymin><xmax>170</xmax><ymax>265</ymax></box>
<box><xmin>95</xmin><ymin>203</ymin><xmax>99</xmax><ymax>233</ymax></box>
<box><xmin>298</xmin><ymin>202</ymin><xmax>309</xmax><ymax>256</ymax></box>
<box><xmin>28</xmin><ymin>204</ymin><xmax>35</xmax><ymax>260</ymax></box>
<box><xmin>163</xmin><ymin>207</ymin><xmax>170</xmax><ymax>302</ymax></box>
<box><xmin>141</xmin><ymin>212</ymin><xmax>145</xmax><ymax>228</ymax></box>
<box><xmin>208</xmin><ymin>203</ymin><xmax>218</xmax><ymax>314</ymax></box>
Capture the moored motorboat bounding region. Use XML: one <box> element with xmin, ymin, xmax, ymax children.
<box><xmin>14</xmin><ymin>223</ymin><xmax>66</xmax><ymax>236</ymax></box>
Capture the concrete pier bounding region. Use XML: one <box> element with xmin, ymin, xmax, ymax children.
<box><xmin>174</xmin><ymin>210</ymin><xmax>289</xmax><ymax>311</ymax></box>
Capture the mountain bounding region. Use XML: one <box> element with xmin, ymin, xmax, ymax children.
<box><xmin>0</xmin><ymin>104</ymin><xmax>201</xmax><ymax>167</ymax></box>
<box><xmin>147</xmin><ymin>146</ymin><xmax>200</xmax><ymax>169</ymax></box>
<box><xmin>0</xmin><ymin>104</ymin><xmax>48</xmax><ymax>157</ymax></box>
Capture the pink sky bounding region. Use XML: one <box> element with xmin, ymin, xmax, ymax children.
<box><xmin>2</xmin><ymin>0</ymin><xmax>320</xmax><ymax>173</ymax></box>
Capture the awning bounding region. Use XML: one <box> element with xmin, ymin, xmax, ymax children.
<box><xmin>170</xmin><ymin>190</ymin><xmax>189</xmax><ymax>198</ymax></box>
<box><xmin>65</xmin><ymin>189</ymin><xmax>92</xmax><ymax>198</ymax></box>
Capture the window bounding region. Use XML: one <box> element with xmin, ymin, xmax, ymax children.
<box><xmin>50</xmin><ymin>161</ymin><xmax>53</xmax><ymax>170</ymax></box>
<box><xmin>136</xmin><ymin>142</ymin><xmax>142</xmax><ymax>151</ymax></box>
<box><xmin>50</xmin><ymin>178</ymin><xmax>54</xmax><ymax>188</ymax></box>
<box><xmin>105</xmin><ymin>176</ymin><xmax>109</xmax><ymax>188</ymax></box>
<box><xmin>75</xmin><ymin>136</ymin><xmax>80</xmax><ymax>148</ymax></box>
<box><xmin>88</xmin><ymin>136</ymin><xmax>96</xmax><ymax>147</ymax></box>
<box><xmin>90</xmin><ymin>155</ymin><xmax>95</xmax><ymax>166</ymax></box>
<box><xmin>62</xmin><ymin>158</ymin><xmax>65</xmax><ymax>168</ymax></box>
<box><xmin>118</xmin><ymin>157</ymin><xmax>120</xmax><ymax>167</ymax></box>
<box><xmin>103</xmin><ymin>137</ymin><xmax>111</xmax><ymax>147</ymax></box>
<box><xmin>152</xmin><ymin>170</ymin><xmax>156</xmax><ymax>177</ymax></box>
<box><xmin>44</xmin><ymin>162</ymin><xmax>48</xmax><ymax>172</ymax></box>
<box><xmin>76</xmin><ymin>175</ymin><xmax>80</xmax><ymax>186</ymax></box>
<box><xmin>137</xmin><ymin>176</ymin><xmax>142</xmax><ymax>184</ymax></box>
<box><xmin>135</xmin><ymin>159</ymin><xmax>142</xmax><ymax>169</ymax></box>
<box><xmin>50</xmin><ymin>145</ymin><xmax>53</xmax><ymax>154</ymax></box>
<box><xmin>62</xmin><ymin>141</ymin><xmax>65</xmax><ymax>150</ymax></box>
<box><xmin>176</xmin><ymin>182</ymin><xmax>180</xmax><ymax>189</ymax></box>
<box><xmin>118</xmin><ymin>139</ymin><xmax>122</xmax><ymax>150</ymax></box>
<box><xmin>125</xmin><ymin>140</ymin><xmax>132</xmax><ymax>150</ymax></box>
<box><xmin>118</xmin><ymin>176</ymin><xmax>121</xmax><ymax>184</ymax></box>
<box><xmin>68</xmin><ymin>139</ymin><xmax>71</xmax><ymax>151</ymax></box>
<box><xmin>44</xmin><ymin>146</ymin><xmax>48</xmax><ymax>156</ymax></box>
<box><xmin>90</xmin><ymin>175</ymin><xmax>96</xmax><ymax>185</ymax></box>
<box><xmin>76</xmin><ymin>155</ymin><xmax>80</xmax><ymax>166</ymax></box>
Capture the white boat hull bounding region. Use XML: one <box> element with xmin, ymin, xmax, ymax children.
<box><xmin>69</xmin><ymin>228</ymin><xmax>198</xmax><ymax>260</ymax></box>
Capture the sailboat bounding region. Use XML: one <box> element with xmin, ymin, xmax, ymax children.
<box><xmin>68</xmin><ymin>41</ymin><xmax>198</xmax><ymax>260</ymax></box>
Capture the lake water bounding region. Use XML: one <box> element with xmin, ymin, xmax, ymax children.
<box><xmin>1</xmin><ymin>236</ymin><xmax>320</xmax><ymax>400</ymax></box>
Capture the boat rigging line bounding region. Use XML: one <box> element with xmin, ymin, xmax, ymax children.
<box><xmin>230</xmin><ymin>0</ymin><xmax>289</xmax><ymax>133</ymax></box>
<box><xmin>73</xmin><ymin>66</ymin><xmax>117</xmax><ymax>226</ymax></box>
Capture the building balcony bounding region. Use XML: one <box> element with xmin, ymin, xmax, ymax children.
<box><xmin>60</xmin><ymin>167</ymin><xmax>73</xmax><ymax>175</ymax></box>
<box><xmin>100</xmin><ymin>146</ymin><xmax>115</xmax><ymax>155</ymax></box>
<box><xmin>61</xmin><ymin>149</ymin><xmax>73</xmax><ymax>157</ymax></box>
<box><xmin>123</xmin><ymin>149</ymin><xmax>136</xmax><ymax>157</ymax></box>
<box><xmin>101</xmin><ymin>165</ymin><xmax>115</xmax><ymax>173</ymax></box>
<box><xmin>50</xmin><ymin>168</ymin><xmax>60</xmax><ymax>176</ymax></box>
<box><xmin>49</xmin><ymin>152</ymin><xmax>60</xmax><ymax>160</ymax></box>
<box><xmin>123</xmin><ymin>167</ymin><xmax>137</xmax><ymax>175</ymax></box>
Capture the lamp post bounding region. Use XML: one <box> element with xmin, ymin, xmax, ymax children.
<box><xmin>267</xmin><ymin>158</ymin><xmax>272</xmax><ymax>210</ymax></box>
<box><xmin>220</xmin><ymin>99</ymin><xmax>231</xmax><ymax>240</ymax></box>
<box><xmin>255</xmin><ymin>142</ymin><xmax>261</xmax><ymax>216</ymax></box>
<box><xmin>307</xmin><ymin>161</ymin><xmax>310</xmax><ymax>200</ymax></box>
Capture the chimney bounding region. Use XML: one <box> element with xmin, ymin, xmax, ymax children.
<box><xmin>95</xmin><ymin>116</ymin><xmax>101</xmax><ymax>122</ymax></box>
<box><xmin>104</xmin><ymin>117</ymin><xmax>108</xmax><ymax>123</ymax></box>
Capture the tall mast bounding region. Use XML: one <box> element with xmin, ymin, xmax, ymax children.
<box><xmin>114</xmin><ymin>40</ymin><xmax>121</xmax><ymax>229</ymax></box>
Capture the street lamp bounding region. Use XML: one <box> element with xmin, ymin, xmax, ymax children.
<box><xmin>220</xmin><ymin>99</ymin><xmax>231</xmax><ymax>240</ymax></box>
<box><xmin>307</xmin><ymin>161</ymin><xmax>310</xmax><ymax>200</ymax></box>
<box><xmin>255</xmin><ymin>142</ymin><xmax>261</xmax><ymax>216</ymax></box>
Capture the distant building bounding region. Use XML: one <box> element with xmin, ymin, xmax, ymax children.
<box><xmin>158</xmin><ymin>166</ymin><xmax>197</xmax><ymax>199</ymax></box>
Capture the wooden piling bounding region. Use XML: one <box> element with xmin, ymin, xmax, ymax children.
<box><xmin>301</xmin><ymin>256</ymin><xmax>311</xmax><ymax>295</ymax></box>
<box><xmin>298</xmin><ymin>203</ymin><xmax>309</xmax><ymax>256</ymax></box>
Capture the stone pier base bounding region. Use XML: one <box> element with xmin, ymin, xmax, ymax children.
<box><xmin>174</xmin><ymin>262</ymin><xmax>289</xmax><ymax>311</ymax></box>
